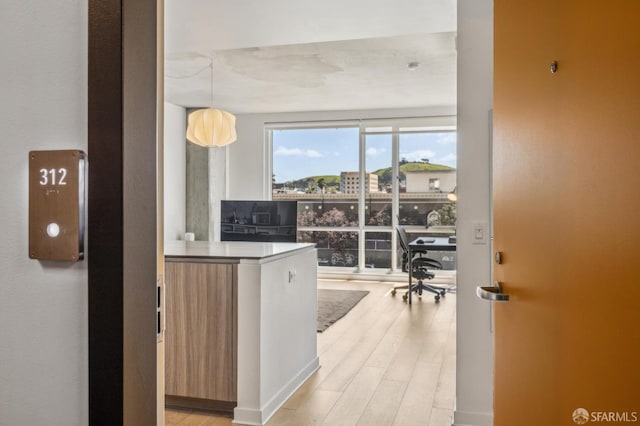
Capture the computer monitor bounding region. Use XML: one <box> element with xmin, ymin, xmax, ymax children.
<box><xmin>220</xmin><ymin>200</ymin><xmax>298</xmax><ymax>242</ymax></box>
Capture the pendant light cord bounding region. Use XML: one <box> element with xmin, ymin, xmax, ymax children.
<box><xmin>164</xmin><ymin>61</ymin><xmax>210</xmax><ymax>79</ymax></box>
<box><xmin>210</xmin><ymin>60</ymin><xmax>214</xmax><ymax>107</ymax></box>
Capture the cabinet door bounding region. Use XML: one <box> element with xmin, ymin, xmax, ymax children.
<box><xmin>165</xmin><ymin>262</ymin><xmax>237</xmax><ymax>402</ymax></box>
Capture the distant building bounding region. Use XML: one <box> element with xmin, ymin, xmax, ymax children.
<box><xmin>272</xmin><ymin>183</ymin><xmax>303</xmax><ymax>194</ymax></box>
<box><xmin>405</xmin><ymin>169</ymin><xmax>456</xmax><ymax>193</ymax></box>
<box><xmin>340</xmin><ymin>172</ymin><xmax>379</xmax><ymax>194</ymax></box>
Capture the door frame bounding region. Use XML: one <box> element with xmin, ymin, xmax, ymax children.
<box><xmin>88</xmin><ymin>0</ymin><xmax>162</xmax><ymax>424</ymax></box>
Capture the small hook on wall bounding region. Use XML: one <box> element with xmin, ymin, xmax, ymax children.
<box><xmin>550</xmin><ymin>61</ymin><xmax>558</xmax><ymax>73</ymax></box>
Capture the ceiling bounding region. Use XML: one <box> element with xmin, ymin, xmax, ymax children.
<box><xmin>164</xmin><ymin>0</ymin><xmax>457</xmax><ymax>114</ymax></box>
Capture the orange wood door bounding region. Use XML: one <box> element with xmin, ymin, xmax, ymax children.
<box><xmin>493</xmin><ymin>1</ymin><xmax>640</xmax><ymax>425</ymax></box>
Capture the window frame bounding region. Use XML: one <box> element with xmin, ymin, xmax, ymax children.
<box><xmin>266</xmin><ymin>116</ymin><xmax>457</xmax><ymax>279</ymax></box>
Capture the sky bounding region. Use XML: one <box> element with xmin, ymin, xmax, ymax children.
<box><xmin>272</xmin><ymin>127</ymin><xmax>456</xmax><ymax>183</ymax></box>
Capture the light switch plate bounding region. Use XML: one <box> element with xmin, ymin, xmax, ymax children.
<box><xmin>472</xmin><ymin>221</ymin><xmax>488</xmax><ymax>245</ymax></box>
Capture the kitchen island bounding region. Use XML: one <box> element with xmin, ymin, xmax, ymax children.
<box><xmin>164</xmin><ymin>241</ymin><xmax>319</xmax><ymax>426</ymax></box>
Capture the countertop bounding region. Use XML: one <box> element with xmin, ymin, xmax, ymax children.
<box><xmin>165</xmin><ymin>240</ymin><xmax>315</xmax><ymax>261</ymax></box>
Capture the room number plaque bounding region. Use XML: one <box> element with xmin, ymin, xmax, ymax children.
<box><xmin>29</xmin><ymin>150</ymin><xmax>87</xmax><ymax>261</ymax></box>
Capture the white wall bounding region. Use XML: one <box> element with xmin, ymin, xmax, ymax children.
<box><xmin>227</xmin><ymin>106</ymin><xmax>456</xmax><ymax>200</ymax></box>
<box><xmin>164</xmin><ymin>102</ymin><xmax>187</xmax><ymax>241</ymax></box>
<box><xmin>454</xmin><ymin>1</ymin><xmax>494</xmax><ymax>425</ymax></box>
<box><xmin>0</xmin><ymin>1</ymin><xmax>88</xmax><ymax>425</ymax></box>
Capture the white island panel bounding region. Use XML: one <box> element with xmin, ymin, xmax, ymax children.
<box><xmin>234</xmin><ymin>246</ymin><xmax>319</xmax><ymax>425</ymax></box>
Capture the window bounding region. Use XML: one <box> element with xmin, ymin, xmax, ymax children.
<box><xmin>269</xmin><ymin>117</ymin><xmax>457</xmax><ymax>273</ymax></box>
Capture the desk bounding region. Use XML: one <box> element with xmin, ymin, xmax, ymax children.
<box><xmin>407</xmin><ymin>236</ymin><xmax>457</xmax><ymax>304</ymax></box>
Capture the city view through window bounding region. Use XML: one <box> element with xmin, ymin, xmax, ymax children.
<box><xmin>271</xmin><ymin>121</ymin><xmax>457</xmax><ymax>272</ymax></box>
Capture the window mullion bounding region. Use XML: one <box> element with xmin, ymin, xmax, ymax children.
<box><xmin>358</xmin><ymin>125</ymin><xmax>366</xmax><ymax>271</ymax></box>
<box><xmin>391</xmin><ymin>127</ymin><xmax>400</xmax><ymax>271</ymax></box>
<box><xmin>265</xmin><ymin>129</ymin><xmax>273</xmax><ymax>200</ymax></box>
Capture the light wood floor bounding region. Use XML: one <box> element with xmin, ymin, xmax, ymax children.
<box><xmin>166</xmin><ymin>279</ymin><xmax>456</xmax><ymax>426</ymax></box>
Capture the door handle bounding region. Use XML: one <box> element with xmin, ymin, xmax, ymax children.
<box><xmin>476</xmin><ymin>281</ymin><xmax>510</xmax><ymax>302</ymax></box>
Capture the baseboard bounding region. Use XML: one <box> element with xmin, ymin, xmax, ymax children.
<box><xmin>232</xmin><ymin>407</ymin><xmax>262</xmax><ymax>426</ymax></box>
<box><xmin>453</xmin><ymin>410</ymin><xmax>494</xmax><ymax>426</ymax></box>
<box><xmin>231</xmin><ymin>407</ymin><xmax>264</xmax><ymax>426</ymax></box>
<box><xmin>262</xmin><ymin>356</ymin><xmax>320</xmax><ymax>422</ymax></box>
<box><xmin>233</xmin><ymin>356</ymin><xmax>320</xmax><ymax>426</ymax></box>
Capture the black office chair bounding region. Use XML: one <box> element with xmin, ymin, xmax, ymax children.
<box><xmin>392</xmin><ymin>226</ymin><xmax>447</xmax><ymax>303</ymax></box>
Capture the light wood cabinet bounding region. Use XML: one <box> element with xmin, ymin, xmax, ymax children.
<box><xmin>164</xmin><ymin>261</ymin><xmax>237</xmax><ymax>410</ymax></box>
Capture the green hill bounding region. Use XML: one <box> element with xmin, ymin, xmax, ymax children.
<box><xmin>277</xmin><ymin>162</ymin><xmax>454</xmax><ymax>190</ymax></box>
<box><xmin>279</xmin><ymin>175</ymin><xmax>340</xmax><ymax>191</ymax></box>
<box><xmin>373</xmin><ymin>162</ymin><xmax>455</xmax><ymax>186</ymax></box>
<box><xmin>400</xmin><ymin>162</ymin><xmax>454</xmax><ymax>172</ymax></box>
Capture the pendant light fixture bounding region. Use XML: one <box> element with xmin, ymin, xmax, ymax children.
<box><xmin>185</xmin><ymin>59</ymin><xmax>237</xmax><ymax>147</ymax></box>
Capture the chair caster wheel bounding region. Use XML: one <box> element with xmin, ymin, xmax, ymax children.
<box><xmin>435</xmin><ymin>295</ymin><xmax>441</xmax><ymax>303</ymax></box>
<box><xmin>402</xmin><ymin>294</ymin><xmax>408</xmax><ymax>301</ymax></box>
<box><xmin>391</xmin><ymin>289</ymin><xmax>396</xmax><ymax>296</ymax></box>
